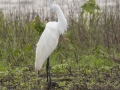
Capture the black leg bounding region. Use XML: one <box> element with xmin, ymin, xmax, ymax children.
<box><xmin>46</xmin><ymin>58</ymin><xmax>49</xmax><ymax>82</ymax></box>
<box><xmin>35</xmin><ymin>69</ymin><xmax>40</xmax><ymax>85</ymax></box>
<box><xmin>46</xmin><ymin>57</ymin><xmax>51</xmax><ymax>84</ymax></box>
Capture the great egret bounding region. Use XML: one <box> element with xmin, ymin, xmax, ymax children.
<box><xmin>35</xmin><ymin>0</ymin><xmax>68</xmax><ymax>85</ymax></box>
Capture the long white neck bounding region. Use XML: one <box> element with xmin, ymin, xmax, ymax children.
<box><xmin>49</xmin><ymin>0</ymin><xmax>67</xmax><ymax>35</ymax></box>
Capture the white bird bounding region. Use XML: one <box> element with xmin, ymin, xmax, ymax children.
<box><xmin>35</xmin><ymin>0</ymin><xmax>67</xmax><ymax>85</ymax></box>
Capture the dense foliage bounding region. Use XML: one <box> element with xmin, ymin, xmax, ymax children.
<box><xmin>0</xmin><ymin>0</ymin><xmax>120</xmax><ymax>89</ymax></box>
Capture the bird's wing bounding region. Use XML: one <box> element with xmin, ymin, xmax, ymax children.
<box><xmin>35</xmin><ymin>22</ymin><xmax>59</xmax><ymax>70</ymax></box>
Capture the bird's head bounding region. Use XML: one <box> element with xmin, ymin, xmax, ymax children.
<box><xmin>49</xmin><ymin>0</ymin><xmax>54</xmax><ymax>2</ymax></box>
<box><xmin>48</xmin><ymin>0</ymin><xmax>55</xmax><ymax>9</ymax></box>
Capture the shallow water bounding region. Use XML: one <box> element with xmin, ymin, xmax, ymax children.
<box><xmin>0</xmin><ymin>0</ymin><xmax>118</xmax><ymax>19</ymax></box>
<box><xmin>0</xmin><ymin>0</ymin><xmax>117</xmax><ymax>11</ymax></box>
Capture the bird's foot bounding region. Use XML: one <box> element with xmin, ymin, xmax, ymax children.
<box><xmin>45</xmin><ymin>81</ymin><xmax>58</xmax><ymax>89</ymax></box>
<box><xmin>45</xmin><ymin>81</ymin><xmax>64</xmax><ymax>90</ymax></box>
<box><xmin>48</xmin><ymin>81</ymin><xmax>58</xmax><ymax>87</ymax></box>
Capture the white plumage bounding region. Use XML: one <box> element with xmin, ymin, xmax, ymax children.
<box><xmin>35</xmin><ymin>0</ymin><xmax>67</xmax><ymax>76</ymax></box>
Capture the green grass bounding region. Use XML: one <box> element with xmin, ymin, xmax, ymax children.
<box><xmin>0</xmin><ymin>0</ymin><xmax>120</xmax><ymax>89</ymax></box>
<box><xmin>0</xmin><ymin>61</ymin><xmax>6</xmax><ymax>71</ymax></box>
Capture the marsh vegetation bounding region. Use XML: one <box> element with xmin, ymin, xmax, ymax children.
<box><xmin>0</xmin><ymin>0</ymin><xmax>120</xmax><ymax>90</ymax></box>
